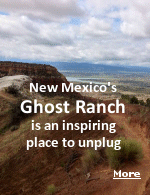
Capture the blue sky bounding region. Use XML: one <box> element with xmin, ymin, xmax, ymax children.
<box><xmin>0</xmin><ymin>0</ymin><xmax>150</xmax><ymax>66</ymax></box>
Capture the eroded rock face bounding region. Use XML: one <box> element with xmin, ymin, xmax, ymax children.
<box><xmin>143</xmin><ymin>178</ymin><xmax>150</xmax><ymax>195</ymax></box>
<box><xmin>0</xmin><ymin>61</ymin><xmax>86</xmax><ymax>101</ymax></box>
<box><xmin>0</xmin><ymin>61</ymin><xmax>62</xmax><ymax>78</ymax></box>
<box><xmin>0</xmin><ymin>61</ymin><xmax>69</xmax><ymax>94</ymax></box>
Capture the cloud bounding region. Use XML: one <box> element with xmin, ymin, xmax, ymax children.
<box><xmin>119</xmin><ymin>4</ymin><xmax>149</xmax><ymax>37</ymax></box>
<box><xmin>86</xmin><ymin>0</ymin><xmax>150</xmax><ymax>38</ymax></box>
<box><xmin>80</xmin><ymin>17</ymin><xmax>111</xmax><ymax>37</ymax></box>
<box><xmin>0</xmin><ymin>14</ymin><xmax>75</xmax><ymax>46</ymax></box>
<box><xmin>0</xmin><ymin>0</ymin><xmax>85</xmax><ymax>22</ymax></box>
<box><xmin>0</xmin><ymin>0</ymin><xmax>150</xmax><ymax>66</ymax></box>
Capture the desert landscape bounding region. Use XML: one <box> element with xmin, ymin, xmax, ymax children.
<box><xmin>0</xmin><ymin>62</ymin><xmax>150</xmax><ymax>195</ymax></box>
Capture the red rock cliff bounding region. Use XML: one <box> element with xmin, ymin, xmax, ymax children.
<box><xmin>0</xmin><ymin>61</ymin><xmax>84</xmax><ymax>99</ymax></box>
<box><xmin>0</xmin><ymin>61</ymin><xmax>69</xmax><ymax>93</ymax></box>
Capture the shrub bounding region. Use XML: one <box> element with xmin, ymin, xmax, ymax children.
<box><xmin>121</xmin><ymin>94</ymin><xmax>130</xmax><ymax>102</ymax></box>
<box><xmin>146</xmin><ymin>98</ymin><xmax>150</xmax><ymax>107</ymax></box>
<box><xmin>5</xmin><ymin>83</ymin><xmax>20</xmax><ymax>97</ymax></box>
<box><xmin>127</xmin><ymin>117</ymin><xmax>131</xmax><ymax>124</ymax></box>
<box><xmin>9</xmin><ymin>99</ymin><xmax>34</xmax><ymax>125</ymax></box>
<box><xmin>81</xmin><ymin>149</ymin><xmax>100</xmax><ymax>173</ymax></box>
<box><xmin>106</xmin><ymin>137</ymin><xmax>143</xmax><ymax>169</ymax></box>
<box><xmin>139</xmin><ymin>100</ymin><xmax>145</xmax><ymax>106</ymax></box>
<box><xmin>130</xmin><ymin>96</ymin><xmax>139</xmax><ymax>104</ymax></box>
<box><xmin>47</xmin><ymin>184</ymin><xmax>56</xmax><ymax>195</ymax></box>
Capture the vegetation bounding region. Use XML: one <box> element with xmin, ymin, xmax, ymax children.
<box><xmin>9</xmin><ymin>99</ymin><xmax>32</xmax><ymax>125</ymax></box>
<box><xmin>5</xmin><ymin>83</ymin><xmax>20</xmax><ymax>97</ymax></box>
<box><xmin>81</xmin><ymin>149</ymin><xmax>100</xmax><ymax>173</ymax></box>
<box><xmin>47</xmin><ymin>184</ymin><xmax>56</xmax><ymax>195</ymax></box>
<box><xmin>121</xmin><ymin>94</ymin><xmax>130</xmax><ymax>102</ymax></box>
<box><xmin>106</xmin><ymin>137</ymin><xmax>143</xmax><ymax>169</ymax></box>
<box><xmin>139</xmin><ymin>100</ymin><xmax>145</xmax><ymax>106</ymax></box>
<box><xmin>146</xmin><ymin>98</ymin><xmax>150</xmax><ymax>107</ymax></box>
<box><xmin>121</xmin><ymin>94</ymin><xmax>139</xmax><ymax>104</ymax></box>
<box><xmin>130</xmin><ymin>96</ymin><xmax>139</xmax><ymax>104</ymax></box>
<box><xmin>121</xmin><ymin>94</ymin><xmax>150</xmax><ymax>106</ymax></box>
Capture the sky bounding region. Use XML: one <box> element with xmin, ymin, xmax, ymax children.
<box><xmin>0</xmin><ymin>0</ymin><xmax>150</xmax><ymax>66</ymax></box>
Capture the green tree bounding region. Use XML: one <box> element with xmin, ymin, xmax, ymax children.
<box><xmin>146</xmin><ymin>98</ymin><xmax>150</xmax><ymax>107</ymax></box>
<box><xmin>130</xmin><ymin>96</ymin><xmax>139</xmax><ymax>104</ymax></box>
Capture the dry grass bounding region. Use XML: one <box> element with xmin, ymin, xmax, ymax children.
<box><xmin>81</xmin><ymin>149</ymin><xmax>100</xmax><ymax>173</ymax></box>
<box><xmin>47</xmin><ymin>184</ymin><xmax>56</xmax><ymax>195</ymax></box>
<box><xmin>106</xmin><ymin>137</ymin><xmax>143</xmax><ymax>169</ymax></box>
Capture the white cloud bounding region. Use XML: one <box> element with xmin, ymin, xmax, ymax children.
<box><xmin>85</xmin><ymin>0</ymin><xmax>150</xmax><ymax>38</ymax></box>
<box><xmin>120</xmin><ymin>5</ymin><xmax>149</xmax><ymax>37</ymax></box>
<box><xmin>0</xmin><ymin>14</ymin><xmax>75</xmax><ymax>46</ymax></box>
<box><xmin>0</xmin><ymin>0</ymin><xmax>149</xmax><ymax>66</ymax></box>
<box><xmin>80</xmin><ymin>17</ymin><xmax>111</xmax><ymax>37</ymax></box>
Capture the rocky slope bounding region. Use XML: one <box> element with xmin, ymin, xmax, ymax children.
<box><xmin>0</xmin><ymin>61</ymin><xmax>149</xmax><ymax>195</ymax></box>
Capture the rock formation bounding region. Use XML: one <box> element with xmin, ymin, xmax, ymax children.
<box><xmin>0</xmin><ymin>61</ymin><xmax>83</xmax><ymax>99</ymax></box>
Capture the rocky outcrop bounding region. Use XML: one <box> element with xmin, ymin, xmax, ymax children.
<box><xmin>0</xmin><ymin>61</ymin><xmax>83</xmax><ymax>98</ymax></box>
<box><xmin>0</xmin><ymin>61</ymin><xmax>98</xmax><ymax>101</ymax></box>
<box><xmin>0</xmin><ymin>75</ymin><xmax>31</xmax><ymax>91</ymax></box>
<box><xmin>0</xmin><ymin>61</ymin><xmax>69</xmax><ymax>94</ymax></box>
<box><xmin>0</xmin><ymin>61</ymin><xmax>63</xmax><ymax>78</ymax></box>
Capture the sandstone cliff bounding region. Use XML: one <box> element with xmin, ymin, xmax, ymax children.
<box><xmin>0</xmin><ymin>61</ymin><xmax>69</xmax><ymax>95</ymax></box>
<box><xmin>0</xmin><ymin>61</ymin><xmax>63</xmax><ymax>78</ymax></box>
<box><xmin>0</xmin><ymin>61</ymin><xmax>84</xmax><ymax>99</ymax></box>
